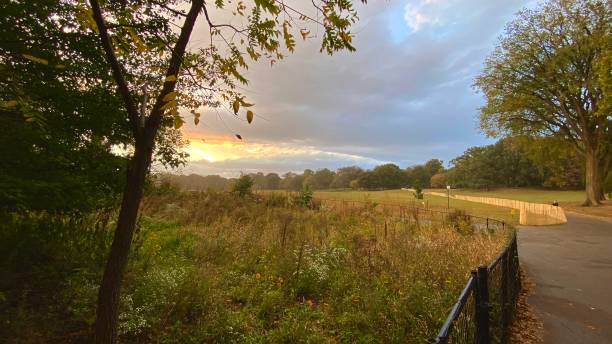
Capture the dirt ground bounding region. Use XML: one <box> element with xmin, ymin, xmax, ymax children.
<box><xmin>563</xmin><ymin>200</ymin><xmax>612</xmax><ymax>220</ymax></box>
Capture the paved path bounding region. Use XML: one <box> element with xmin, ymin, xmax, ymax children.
<box><xmin>518</xmin><ymin>214</ymin><xmax>612</xmax><ymax>343</ymax></box>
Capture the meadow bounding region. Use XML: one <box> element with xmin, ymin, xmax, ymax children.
<box><xmin>311</xmin><ymin>189</ymin><xmax>520</xmax><ymax>224</ymax></box>
<box><xmin>311</xmin><ymin>188</ymin><xmax>611</xmax><ymax>222</ymax></box>
<box><xmin>0</xmin><ymin>188</ymin><xmax>511</xmax><ymax>343</ymax></box>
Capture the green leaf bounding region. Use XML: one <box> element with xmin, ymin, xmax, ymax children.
<box><xmin>22</xmin><ymin>54</ymin><xmax>49</xmax><ymax>65</ymax></box>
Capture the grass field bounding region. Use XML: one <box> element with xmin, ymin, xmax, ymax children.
<box><xmin>0</xmin><ymin>190</ymin><xmax>511</xmax><ymax>343</ymax></box>
<box><xmin>313</xmin><ymin>189</ymin><xmax>520</xmax><ymax>224</ymax></box>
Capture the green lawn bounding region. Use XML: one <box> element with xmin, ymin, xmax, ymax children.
<box><xmin>313</xmin><ymin>189</ymin><xmax>519</xmax><ymax>224</ymax></box>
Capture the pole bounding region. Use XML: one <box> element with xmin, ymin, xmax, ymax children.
<box><xmin>475</xmin><ymin>266</ymin><xmax>490</xmax><ymax>344</ymax></box>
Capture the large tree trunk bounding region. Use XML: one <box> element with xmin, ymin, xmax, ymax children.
<box><xmin>94</xmin><ymin>140</ymin><xmax>153</xmax><ymax>343</ymax></box>
<box><xmin>584</xmin><ymin>147</ymin><xmax>602</xmax><ymax>206</ymax></box>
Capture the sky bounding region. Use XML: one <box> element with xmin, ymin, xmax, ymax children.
<box><xmin>175</xmin><ymin>0</ymin><xmax>536</xmax><ymax>177</ymax></box>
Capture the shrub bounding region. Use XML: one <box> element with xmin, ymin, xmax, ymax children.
<box><xmin>446</xmin><ymin>209</ymin><xmax>474</xmax><ymax>234</ymax></box>
<box><xmin>232</xmin><ymin>175</ymin><xmax>254</xmax><ymax>198</ymax></box>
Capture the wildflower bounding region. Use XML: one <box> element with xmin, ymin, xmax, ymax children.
<box><xmin>306</xmin><ymin>299</ymin><xmax>313</xmax><ymax>307</ymax></box>
<box><xmin>255</xmin><ymin>273</ymin><xmax>261</xmax><ymax>279</ymax></box>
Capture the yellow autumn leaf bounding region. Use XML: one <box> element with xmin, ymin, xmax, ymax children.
<box><xmin>162</xmin><ymin>91</ymin><xmax>177</xmax><ymax>102</ymax></box>
<box><xmin>232</xmin><ymin>99</ymin><xmax>240</xmax><ymax>115</ymax></box>
<box><xmin>300</xmin><ymin>29</ymin><xmax>310</xmax><ymax>40</ymax></box>
<box><xmin>55</xmin><ymin>64</ymin><xmax>66</xmax><ymax>69</ymax></box>
<box><xmin>246</xmin><ymin>110</ymin><xmax>253</xmax><ymax>124</ymax></box>
<box><xmin>160</xmin><ymin>100</ymin><xmax>177</xmax><ymax>111</ymax></box>
<box><xmin>173</xmin><ymin>116</ymin><xmax>184</xmax><ymax>129</ymax></box>
<box><xmin>194</xmin><ymin>117</ymin><xmax>200</xmax><ymax>125</ymax></box>
<box><xmin>2</xmin><ymin>100</ymin><xmax>18</xmax><ymax>108</ymax></box>
<box><xmin>164</xmin><ymin>75</ymin><xmax>177</xmax><ymax>82</ymax></box>
<box><xmin>23</xmin><ymin>54</ymin><xmax>49</xmax><ymax>65</ymax></box>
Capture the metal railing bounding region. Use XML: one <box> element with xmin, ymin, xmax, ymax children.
<box><xmin>432</xmin><ymin>233</ymin><xmax>520</xmax><ymax>344</ymax></box>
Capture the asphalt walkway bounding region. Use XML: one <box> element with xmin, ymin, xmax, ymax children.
<box><xmin>518</xmin><ymin>213</ymin><xmax>612</xmax><ymax>343</ymax></box>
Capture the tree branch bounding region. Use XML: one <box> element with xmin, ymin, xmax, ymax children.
<box><xmin>146</xmin><ymin>0</ymin><xmax>204</xmax><ymax>138</ymax></box>
<box><xmin>89</xmin><ymin>0</ymin><xmax>141</xmax><ymax>138</ymax></box>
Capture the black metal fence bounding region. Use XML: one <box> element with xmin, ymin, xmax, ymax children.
<box><xmin>432</xmin><ymin>232</ymin><xmax>520</xmax><ymax>344</ymax></box>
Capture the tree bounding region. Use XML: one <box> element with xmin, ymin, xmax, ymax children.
<box><xmin>232</xmin><ymin>174</ymin><xmax>254</xmax><ymax>197</ymax></box>
<box><xmin>330</xmin><ymin>166</ymin><xmax>363</xmax><ymax>189</ymax></box>
<box><xmin>425</xmin><ymin>159</ymin><xmax>444</xmax><ymax>177</ymax></box>
<box><xmin>430</xmin><ymin>172</ymin><xmax>448</xmax><ymax>188</ymax></box>
<box><xmin>407</xmin><ymin>165</ymin><xmax>430</xmax><ymax>188</ymax></box>
<box><xmin>475</xmin><ymin>0</ymin><xmax>611</xmax><ymax>205</ymax></box>
<box><xmin>84</xmin><ymin>1</ymin><xmax>365</xmax><ymax>340</ymax></box>
<box><xmin>264</xmin><ymin>173</ymin><xmax>281</xmax><ymax>190</ymax></box>
<box><xmin>280</xmin><ymin>172</ymin><xmax>305</xmax><ymax>191</ymax></box>
<box><xmin>447</xmin><ymin>139</ymin><xmax>543</xmax><ymax>189</ymax></box>
<box><xmin>358</xmin><ymin>164</ymin><xmax>407</xmax><ymax>190</ymax></box>
<box><xmin>0</xmin><ymin>0</ymin><xmax>129</xmax><ymax>212</ymax></box>
<box><xmin>304</xmin><ymin>168</ymin><xmax>335</xmax><ymax>189</ymax></box>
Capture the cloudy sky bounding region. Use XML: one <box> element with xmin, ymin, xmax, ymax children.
<box><xmin>175</xmin><ymin>0</ymin><xmax>536</xmax><ymax>177</ymax></box>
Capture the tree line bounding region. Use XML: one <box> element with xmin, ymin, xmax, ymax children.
<box><xmin>161</xmin><ymin>136</ymin><xmax>611</xmax><ymax>192</ymax></box>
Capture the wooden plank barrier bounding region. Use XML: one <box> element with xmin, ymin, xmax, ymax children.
<box><xmin>427</xmin><ymin>192</ymin><xmax>567</xmax><ymax>226</ymax></box>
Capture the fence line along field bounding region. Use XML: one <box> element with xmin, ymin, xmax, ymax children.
<box><xmin>310</xmin><ymin>189</ymin><xmax>520</xmax><ymax>224</ymax></box>
<box><xmin>1</xmin><ymin>188</ymin><xmax>513</xmax><ymax>343</ymax></box>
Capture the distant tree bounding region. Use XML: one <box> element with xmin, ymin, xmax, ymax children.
<box><xmin>157</xmin><ymin>173</ymin><xmax>231</xmax><ymax>191</ymax></box>
<box><xmin>264</xmin><ymin>173</ymin><xmax>281</xmax><ymax>190</ymax></box>
<box><xmin>280</xmin><ymin>172</ymin><xmax>305</xmax><ymax>191</ymax></box>
<box><xmin>430</xmin><ymin>173</ymin><xmax>448</xmax><ymax>188</ymax></box>
<box><xmin>475</xmin><ymin>0</ymin><xmax>611</xmax><ymax>205</ymax></box>
<box><xmin>358</xmin><ymin>164</ymin><xmax>406</xmax><ymax>190</ymax></box>
<box><xmin>408</xmin><ymin>165</ymin><xmax>430</xmax><ymax>188</ymax></box>
<box><xmin>330</xmin><ymin>166</ymin><xmax>363</xmax><ymax>189</ymax></box>
<box><xmin>304</xmin><ymin>168</ymin><xmax>335</xmax><ymax>189</ymax></box>
<box><xmin>249</xmin><ymin>172</ymin><xmax>267</xmax><ymax>190</ymax></box>
<box><xmin>356</xmin><ymin>171</ymin><xmax>379</xmax><ymax>189</ymax></box>
<box><xmin>232</xmin><ymin>175</ymin><xmax>254</xmax><ymax>198</ymax></box>
<box><xmin>448</xmin><ymin>139</ymin><xmax>542</xmax><ymax>189</ymax></box>
<box><xmin>425</xmin><ymin>159</ymin><xmax>444</xmax><ymax>177</ymax></box>
<box><xmin>515</xmin><ymin>136</ymin><xmax>584</xmax><ymax>189</ymax></box>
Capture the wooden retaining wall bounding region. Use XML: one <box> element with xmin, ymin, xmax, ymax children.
<box><xmin>427</xmin><ymin>192</ymin><xmax>567</xmax><ymax>226</ymax></box>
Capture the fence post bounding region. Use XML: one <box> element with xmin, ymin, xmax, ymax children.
<box><xmin>486</xmin><ymin>218</ymin><xmax>489</xmax><ymax>230</ymax></box>
<box><xmin>475</xmin><ymin>265</ymin><xmax>490</xmax><ymax>344</ymax></box>
<box><xmin>501</xmin><ymin>249</ymin><xmax>509</xmax><ymax>343</ymax></box>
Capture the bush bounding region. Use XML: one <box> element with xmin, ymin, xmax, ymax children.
<box><xmin>446</xmin><ymin>209</ymin><xmax>474</xmax><ymax>234</ymax></box>
<box><xmin>232</xmin><ymin>175</ymin><xmax>254</xmax><ymax>198</ymax></box>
